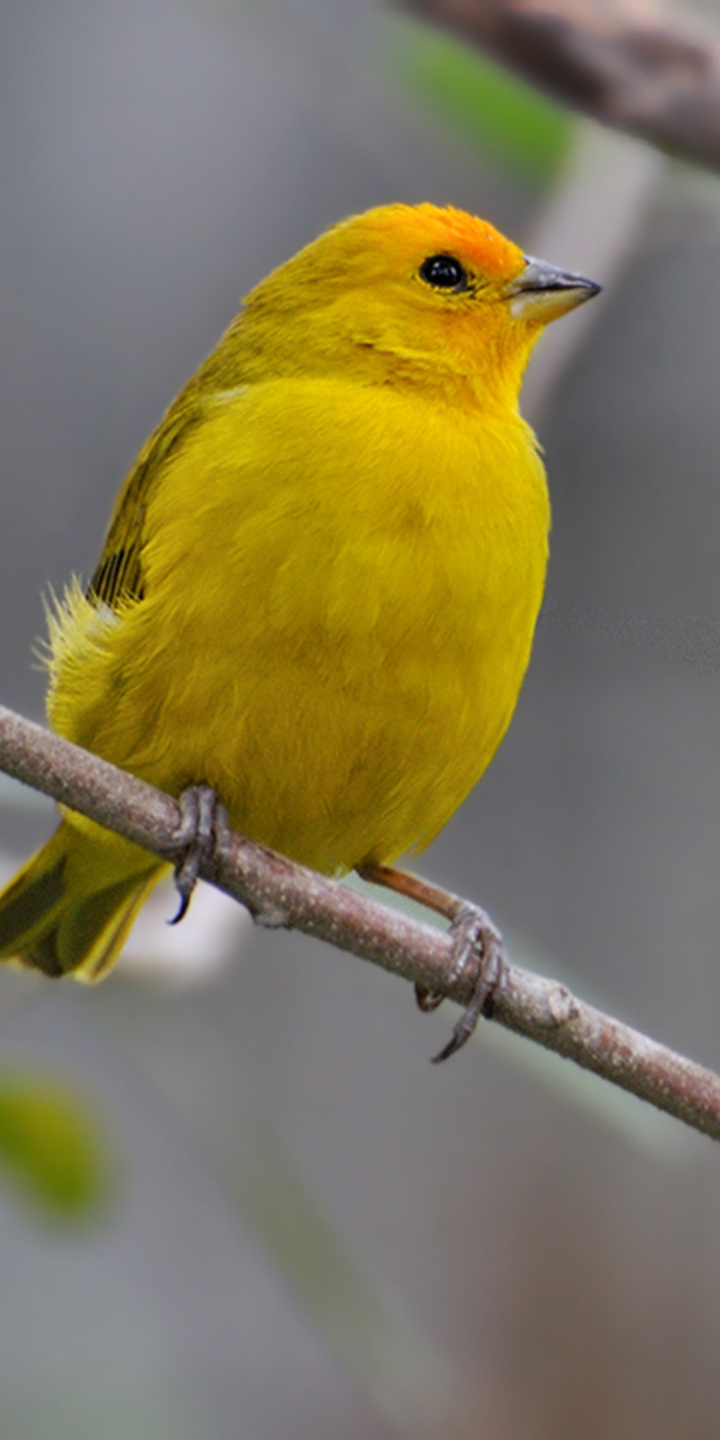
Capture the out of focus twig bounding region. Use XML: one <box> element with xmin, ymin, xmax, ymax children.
<box><xmin>1</xmin><ymin>700</ymin><xmax>720</xmax><ymax>1143</ymax></box>
<box><xmin>402</xmin><ymin>0</ymin><xmax>720</xmax><ymax>174</ymax></box>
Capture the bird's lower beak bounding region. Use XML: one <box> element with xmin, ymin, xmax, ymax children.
<box><xmin>506</xmin><ymin>256</ymin><xmax>601</xmax><ymax>323</ymax></box>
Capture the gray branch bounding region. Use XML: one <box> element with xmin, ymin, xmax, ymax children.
<box><xmin>402</xmin><ymin>0</ymin><xmax>720</xmax><ymax>173</ymax></box>
<box><xmin>1</xmin><ymin>700</ymin><xmax>720</xmax><ymax>1141</ymax></box>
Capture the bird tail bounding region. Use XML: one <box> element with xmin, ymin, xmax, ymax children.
<box><xmin>0</xmin><ymin>818</ymin><xmax>165</xmax><ymax>981</ymax></box>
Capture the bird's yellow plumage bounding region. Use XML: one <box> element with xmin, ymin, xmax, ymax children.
<box><xmin>0</xmin><ymin>203</ymin><xmax>598</xmax><ymax>979</ymax></box>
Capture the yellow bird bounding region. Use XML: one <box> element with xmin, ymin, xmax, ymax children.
<box><xmin>0</xmin><ymin>204</ymin><xmax>598</xmax><ymax>1020</ymax></box>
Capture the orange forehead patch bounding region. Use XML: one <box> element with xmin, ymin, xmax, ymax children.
<box><xmin>353</xmin><ymin>203</ymin><xmax>526</xmax><ymax>282</ymax></box>
<box><xmin>432</xmin><ymin>207</ymin><xmax>525</xmax><ymax>281</ymax></box>
<box><xmin>247</xmin><ymin>203</ymin><xmax>528</xmax><ymax>310</ymax></box>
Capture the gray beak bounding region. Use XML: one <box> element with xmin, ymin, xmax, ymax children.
<box><xmin>506</xmin><ymin>255</ymin><xmax>601</xmax><ymax>322</ymax></box>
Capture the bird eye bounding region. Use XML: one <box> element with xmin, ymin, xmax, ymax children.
<box><xmin>419</xmin><ymin>254</ymin><xmax>468</xmax><ymax>291</ymax></box>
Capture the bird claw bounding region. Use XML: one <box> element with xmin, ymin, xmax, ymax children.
<box><xmin>430</xmin><ymin>903</ymin><xmax>506</xmax><ymax>1064</ymax></box>
<box><xmin>414</xmin><ymin>983</ymin><xmax>444</xmax><ymax>1013</ymax></box>
<box><xmin>356</xmin><ymin>861</ymin><xmax>506</xmax><ymax>1062</ymax></box>
<box><xmin>169</xmin><ymin>784</ymin><xmax>228</xmax><ymax>924</ymax></box>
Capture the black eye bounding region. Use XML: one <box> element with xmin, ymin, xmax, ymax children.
<box><xmin>419</xmin><ymin>253</ymin><xmax>468</xmax><ymax>291</ymax></box>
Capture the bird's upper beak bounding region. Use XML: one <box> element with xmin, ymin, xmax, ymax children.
<box><xmin>505</xmin><ymin>256</ymin><xmax>601</xmax><ymax>323</ymax></box>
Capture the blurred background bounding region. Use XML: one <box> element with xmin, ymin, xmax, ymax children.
<box><xmin>1</xmin><ymin>0</ymin><xmax>720</xmax><ymax>1434</ymax></box>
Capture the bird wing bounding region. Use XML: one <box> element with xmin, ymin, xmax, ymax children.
<box><xmin>88</xmin><ymin>402</ymin><xmax>200</xmax><ymax>610</ymax></box>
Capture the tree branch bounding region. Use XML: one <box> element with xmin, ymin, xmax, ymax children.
<box><xmin>401</xmin><ymin>0</ymin><xmax>720</xmax><ymax>174</ymax></box>
<box><xmin>1</xmin><ymin>699</ymin><xmax>720</xmax><ymax>1141</ymax></box>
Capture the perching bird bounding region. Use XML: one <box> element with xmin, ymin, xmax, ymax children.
<box><xmin>0</xmin><ymin>204</ymin><xmax>598</xmax><ymax>1051</ymax></box>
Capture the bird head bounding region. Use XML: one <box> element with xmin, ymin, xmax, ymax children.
<box><xmin>241</xmin><ymin>204</ymin><xmax>600</xmax><ymax>405</ymax></box>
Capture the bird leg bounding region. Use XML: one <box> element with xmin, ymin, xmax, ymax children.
<box><xmin>169</xmin><ymin>784</ymin><xmax>229</xmax><ymax>924</ymax></box>
<box><xmin>356</xmin><ymin>862</ymin><xmax>506</xmax><ymax>1063</ymax></box>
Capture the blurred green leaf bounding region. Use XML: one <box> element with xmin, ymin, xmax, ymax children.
<box><xmin>0</xmin><ymin>1070</ymin><xmax>110</xmax><ymax>1222</ymax></box>
<box><xmin>390</xmin><ymin>17</ymin><xmax>572</xmax><ymax>183</ymax></box>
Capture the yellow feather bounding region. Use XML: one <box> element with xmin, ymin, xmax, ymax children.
<box><xmin>0</xmin><ymin>202</ymin><xmax>597</xmax><ymax>977</ymax></box>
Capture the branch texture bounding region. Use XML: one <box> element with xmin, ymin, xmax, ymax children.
<box><xmin>1</xmin><ymin>701</ymin><xmax>720</xmax><ymax>1142</ymax></box>
<box><xmin>403</xmin><ymin>0</ymin><xmax>720</xmax><ymax>173</ymax></box>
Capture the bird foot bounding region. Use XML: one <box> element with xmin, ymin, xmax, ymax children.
<box><xmin>356</xmin><ymin>862</ymin><xmax>506</xmax><ymax>1062</ymax></box>
<box><xmin>169</xmin><ymin>784</ymin><xmax>229</xmax><ymax>924</ymax></box>
<box><xmin>430</xmin><ymin>902</ymin><xmax>506</xmax><ymax>1064</ymax></box>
